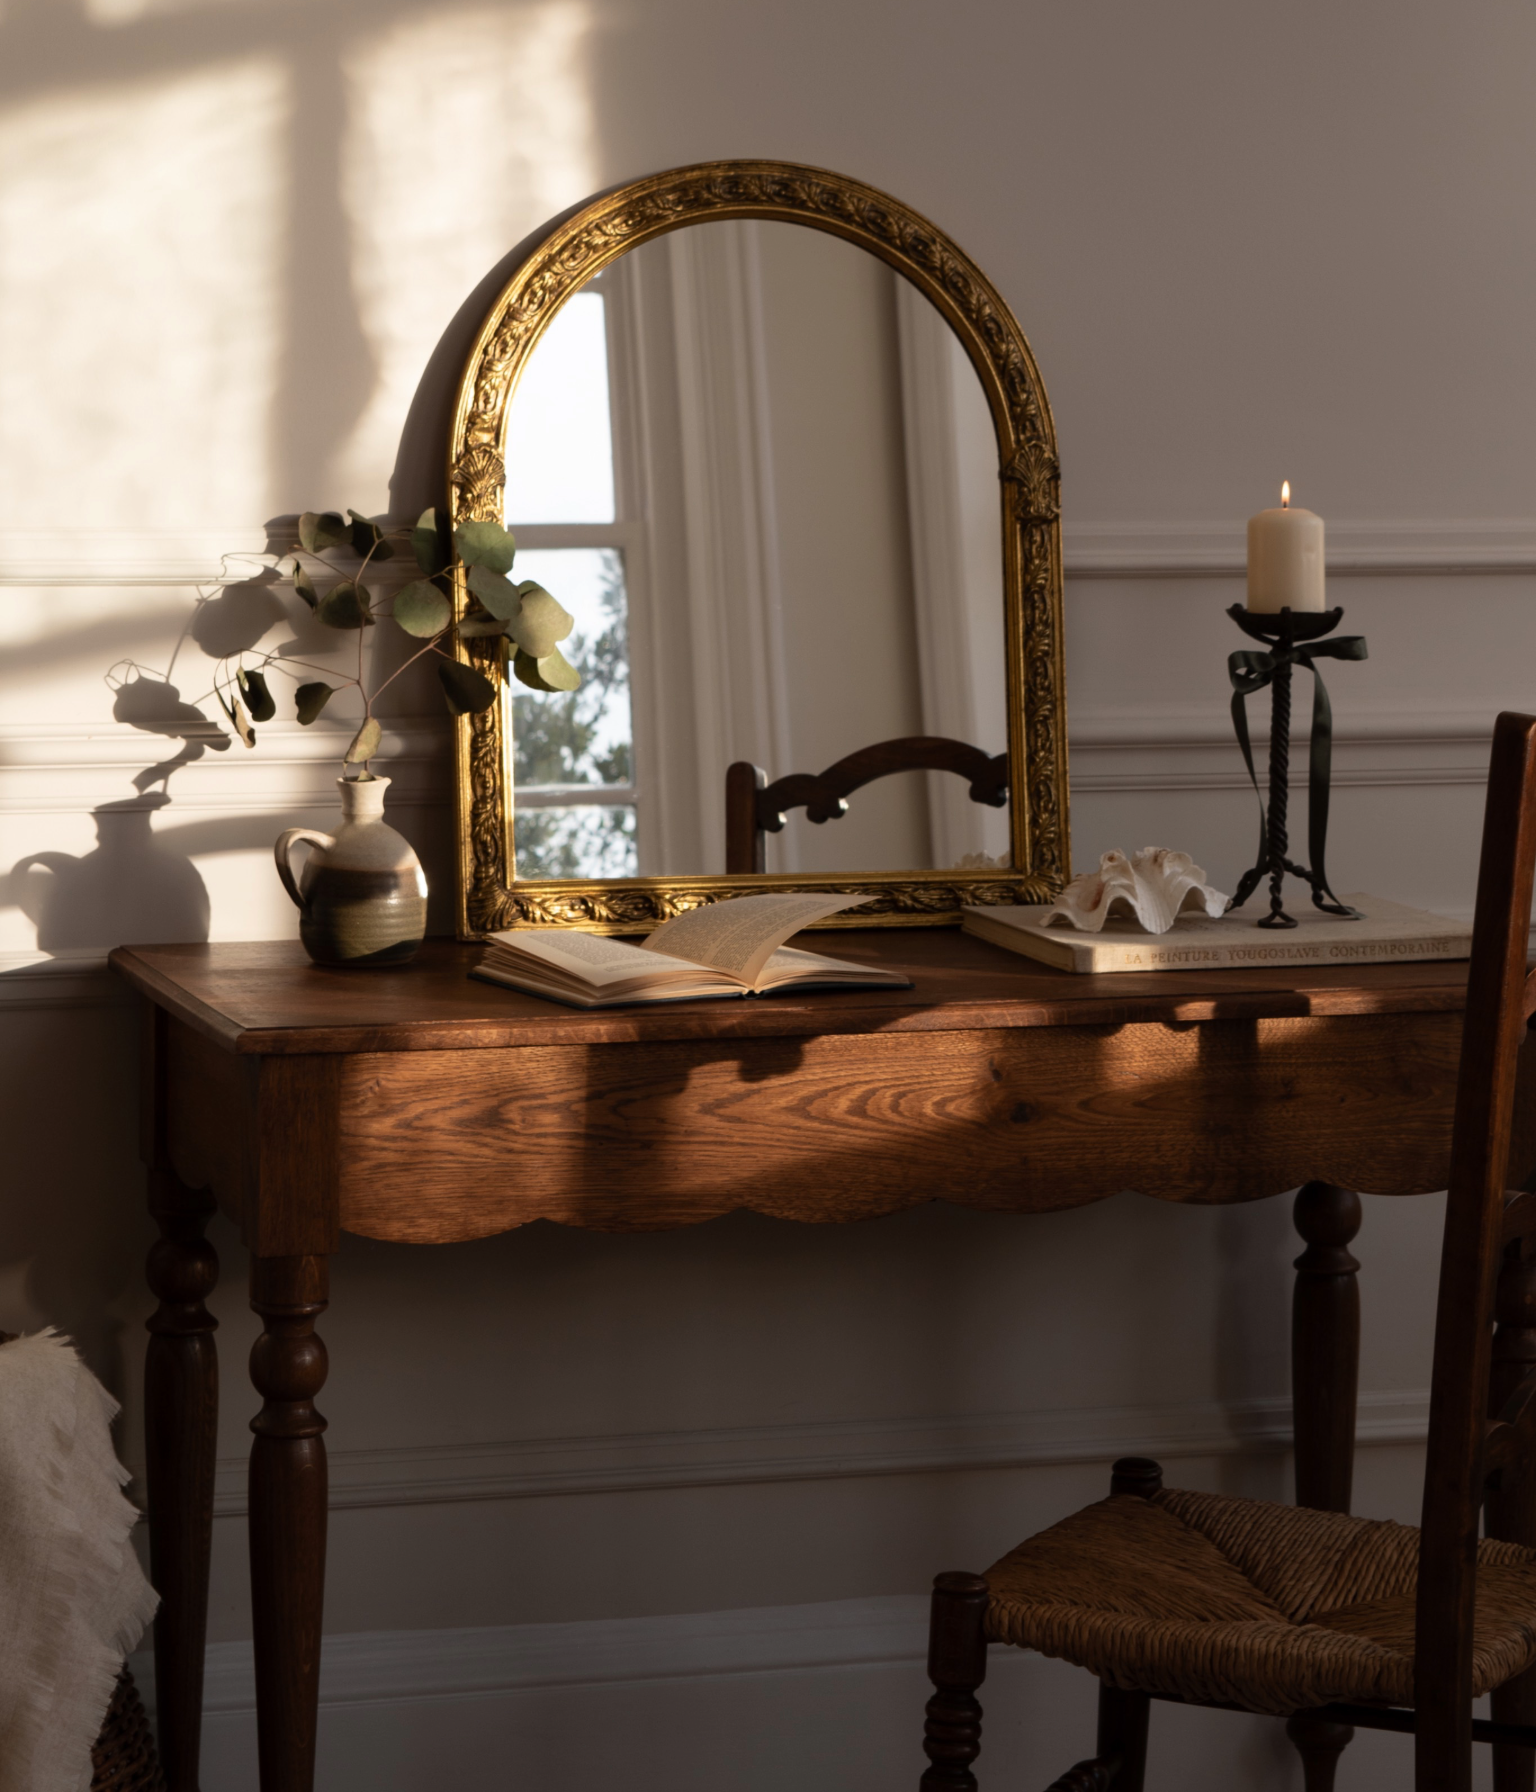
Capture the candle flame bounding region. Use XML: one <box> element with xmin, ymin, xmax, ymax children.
<box><xmin>1280</xmin><ymin>481</ymin><xmax>1291</xmax><ymax>508</ymax></box>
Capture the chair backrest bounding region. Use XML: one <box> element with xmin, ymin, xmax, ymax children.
<box><xmin>1416</xmin><ymin>711</ymin><xmax>1536</xmax><ymax>1783</ymax></box>
<box><xmin>724</xmin><ymin>736</ymin><xmax>1008</xmax><ymax>875</ymax></box>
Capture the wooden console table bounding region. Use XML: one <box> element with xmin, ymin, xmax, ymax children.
<box><xmin>110</xmin><ymin>931</ymin><xmax>1530</xmax><ymax>1792</ymax></box>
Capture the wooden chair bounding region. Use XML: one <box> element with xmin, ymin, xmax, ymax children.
<box><xmin>917</xmin><ymin>709</ymin><xmax>1536</xmax><ymax>1792</ymax></box>
<box><xmin>724</xmin><ymin>736</ymin><xmax>1007</xmax><ymax>875</ymax></box>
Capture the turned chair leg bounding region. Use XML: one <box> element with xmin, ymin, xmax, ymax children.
<box><xmin>1488</xmin><ymin>1234</ymin><xmax>1536</xmax><ymax>1792</ymax></box>
<box><xmin>920</xmin><ymin>1572</ymin><xmax>988</xmax><ymax>1790</ymax></box>
<box><xmin>1286</xmin><ymin>1711</ymin><xmax>1354</xmax><ymax>1790</ymax></box>
<box><xmin>1094</xmin><ymin>1684</ymin><xmax>1150</xmax><ymax>1792</ymax></box>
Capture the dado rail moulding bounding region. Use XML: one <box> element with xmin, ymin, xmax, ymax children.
<box><xmin>3</xmin><ymin>519</ymin><xmax>1536</xmax><ymax>583</ymax></box>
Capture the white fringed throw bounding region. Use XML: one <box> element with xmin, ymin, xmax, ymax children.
<box><xmin>0</xmin><ymin>1331</ymin><xmax>158</xmax><ymax>1792</ymax></box>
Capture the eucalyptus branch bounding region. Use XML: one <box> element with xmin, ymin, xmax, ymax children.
<box><xmin>213</xmin><ymin>506</ymin><xmax>579</xmax><ymax>763</ymax></box>
<box><xmin>367</xmin><ymin>629</ymin><xmax>452</xmax><ymax>706</ymax></box>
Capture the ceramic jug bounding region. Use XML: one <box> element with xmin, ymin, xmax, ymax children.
<box><xmin>275</xmin><ymin>774</ymin><xmax>428</xmax><ymax>967</ymax></box>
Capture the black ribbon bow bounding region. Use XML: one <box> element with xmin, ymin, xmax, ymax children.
<box><xmin>1227</xmin><ymin>630</ymin><xmax>1368</xmax><ymax>908</ymax></box>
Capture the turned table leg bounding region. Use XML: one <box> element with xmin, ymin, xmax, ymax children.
<box><xmin>1292</xmin><ymin>1182</ymin><xmax>1361</xmax><ymax>1514</ymax></box>
<box><xmin>1488</xmin><ymin>1234</ymin><xmax>1536</xmax><ymax>1792</ymax></box>
<box><xmin>144</xmin><ymin>1170</ymin><xmax>219</xmax><ymax>1792</ymax></box>
<box><xmin>249</xmin><ymin>1255</ymin><xmax>330</xmax><ymax>1792</ymax></box>
<box><xmin>1288</xmin><ymin>1183</ymin><xmax>1361</xmax><ymax>1789</ymax></box>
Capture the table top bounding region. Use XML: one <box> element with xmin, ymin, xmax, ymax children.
<box><xmin>108</xmin><ymin>931</ymin><xmax>1475</xmax><ymax>1057</ymax></box>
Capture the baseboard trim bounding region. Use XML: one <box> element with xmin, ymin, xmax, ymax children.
<box><xmin>5</xmin><ymin>521</ymin><xmax>1534</xmax><ymax>585</ymax></box>
<box><xmin>127</xmin><ymin>1389</ymin><xmax>1429</xmax><ymax>1520</ymax></box>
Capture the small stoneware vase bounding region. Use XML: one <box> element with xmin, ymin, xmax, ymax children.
<box><xmin>275</xmin><ymin>775</ymin><xmax>428</xmax><ymax>968</ymax></box>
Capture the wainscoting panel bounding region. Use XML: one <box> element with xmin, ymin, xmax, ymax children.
<box><xmin>126</xmin><ymin>1593</ymin><xmax>1419</xmax><ymax>1792</ymax></box>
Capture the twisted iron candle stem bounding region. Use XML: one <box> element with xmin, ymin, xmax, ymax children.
<box><xmin>1264</xmin><ymin>659</ymin><xmax>1292</xmax><ymax>924</ymax></box>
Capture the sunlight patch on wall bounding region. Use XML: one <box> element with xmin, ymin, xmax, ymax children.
<box><xmin>333</xmin><ymin>2</ymin><xmax>597</xmax><ymax>501</ymax></box>
<box><xmin>0</xmin><ymin>59</ymin><xmax>287</xmax><ymax>529</ymax></box>
<box><xmin>84</xmin><ymin>0</ymin><xmax>240</xmax><ymax>21</ymax></box>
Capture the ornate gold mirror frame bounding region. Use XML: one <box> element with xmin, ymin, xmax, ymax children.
<box><xmin>447</xmin><ymin>159</ymin><xmax>1067</xmax><ymax>935</ymax></box>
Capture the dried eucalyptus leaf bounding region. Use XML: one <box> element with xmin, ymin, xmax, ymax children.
<box><xmin>506</xmin><ymin>583</ymin><xmax>573</xmax><ymax>658</ymax></box>
<box><xmin>456</xmin><ymin>614</ymin><xmax>509</xmax><ymax>639</ymax></box>
<box><xmin>512</xmin><ymin>646</ymin><xmax>580</xmax><ymax>693</ymax></box>
<box><xmin>454</xmin><ymin>520</ymin><xmax>517</xmax><ymax>575</ymax></box>
<box><xmin>411</xmin><ymin>507</ymin><xmax>442</xmax><ymax>575</ymax></box>
<box><xmin>316</xmin><ymin>580</ymin><xmax>374</xmax><ymax>629</ymax></box>
<box><xmin>347</xmin><ymin>509</ymin><xmax>394</xmax><ymax>559</ymax></box>
<box><xmin>232</xmin><ymin>698</ymin><xmax>256</xmax><ymax>747</ymax></box>
<box><xmin>344</xmin><ymin>716</ymin><xmax>382</xmax><ymax>763</ymax></box>
<box><xmin>295</xmin><ymin>682</ymin><xmax>334</xmax><ymax>724</ymax></box>
<box><xmin>299</xmin><ymin>510</ymin><xmax>349</xmax><ymax>554</ymax></box>
<box><xmin>291</xmin><ymin>561</ymin><xmax>318</xmax><ymax>609</ymax></box>
<box><xmin>532</xmin><ymin>646</ymin><xmax>581</xmax><ymax>691</ymax></box>
<box><xmin>466</xmin><ymin>564</ymin><xmax>521</xmax><ymax>620</ymax></box>
<box><xmin>438</xmin><ymin>658</ymin><xmax>498</xmax><ymax>715</ymax></box>
<box><xmin>393</xmin><ymin>579</ymin><xmax>451</xmax><ymax>638</ymax></box>
<box><xmin>237</xmin><ymin>667</ymin><xmax>277</xmax><ymax>722</ymax></box>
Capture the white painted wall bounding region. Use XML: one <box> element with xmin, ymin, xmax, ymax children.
<box><xmin>3</xmin><ymin>2</ymin><xmax>1534</xmax><ymax>1787</ymax></box>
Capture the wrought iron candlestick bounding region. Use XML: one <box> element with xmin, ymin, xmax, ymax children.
<box><xmin>1226</xmin><ymin>603</ymin><xmax>1368</xmax><ymax>929</ymax></box>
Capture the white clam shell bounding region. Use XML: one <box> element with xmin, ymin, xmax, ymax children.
<box><xmin>1046</xmin><ymin>847</ymin><xmax>1228</xmax><ymax>935</ymax></box>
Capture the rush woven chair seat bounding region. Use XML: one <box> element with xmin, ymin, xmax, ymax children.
<box><xmin>917</xmin><ymin>711</ymin><xmax>1536</xmax><ymax>1792</ymax></box>
<box><xmin>986</xmin><ymin>1479</ymin><xmax>1536</xmax><ymax>1715</ymax></box>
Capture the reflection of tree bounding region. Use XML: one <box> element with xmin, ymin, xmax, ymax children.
<box><xmin>513</xmin><ymin>554</ymin><xmax>637</xmax><ymax>879</ymax></box>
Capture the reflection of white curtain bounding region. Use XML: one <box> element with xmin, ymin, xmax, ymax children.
<box><xmin>895</xmin><ymin>281</ymin><xmax>1010</xmax><ymax>869</ymax></box>
<box><xmin>614</xmin><ymin>225</ymin><xmax>975</xmax><ymax>879</ymax></box>
<box><xmin>607</xmin><ymin>224</ymin><xmax>795</xmax><ymax>876</ymax></box>
<box><xmin>666</xmin><ymin>223</ymin><xmax>798</xmax><ymax>871</ymax></box>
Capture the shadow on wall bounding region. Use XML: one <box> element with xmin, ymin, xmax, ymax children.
<box><xmin>8</xmin><ymin>794</ymin><xmax>211</xmax><ymax>951</ymax></box>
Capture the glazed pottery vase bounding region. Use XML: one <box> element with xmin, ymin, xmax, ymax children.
<box><xmin>275</xmin><ymin>775</ymin><xmax>428</xmax><ymax>967</ymax></box>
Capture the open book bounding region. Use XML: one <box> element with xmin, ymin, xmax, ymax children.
<box><xmin>472</xmin><ymin>892</ymin><xmax>914</xmax><ymax>1008</ymax></box>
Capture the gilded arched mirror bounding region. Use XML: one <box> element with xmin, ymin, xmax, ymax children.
<box><xmin>446</xmin><ymin>160</ymin><xmax>1067</xmax><ymax>935</ymax></box>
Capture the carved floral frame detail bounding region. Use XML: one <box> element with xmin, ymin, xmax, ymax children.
<box><xmin>447</xmin><ymin>159</ymin><xmax>1068</xmax><ymax>935</ymax></box>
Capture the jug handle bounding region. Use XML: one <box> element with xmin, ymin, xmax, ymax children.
<box><xmin>274</xmin><ymin>829</ymin><xmax>335</xmax><ymax>912</ymax></box>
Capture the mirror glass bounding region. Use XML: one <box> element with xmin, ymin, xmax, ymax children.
<box><xmin>499</xmin><ymin>220</ymin><xmax>1007</xmax><ymax>882</ymax></box>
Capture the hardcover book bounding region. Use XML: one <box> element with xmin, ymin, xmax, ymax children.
<box><xmin>960</xmin><ymin>893</ymin><xmax>1470</xmax><ymax>975</ymax></box>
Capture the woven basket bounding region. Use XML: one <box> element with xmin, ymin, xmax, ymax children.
<box><xmin>91</xmin><ymin>1668</ymin><xmax>164</xmax><ymax>1792</ymax></box>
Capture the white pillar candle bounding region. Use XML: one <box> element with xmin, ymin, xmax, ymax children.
<box><xmin>1246</xmin><ymin>482</ymin><xmax>1325</xmax><ymax>612</ymax></box>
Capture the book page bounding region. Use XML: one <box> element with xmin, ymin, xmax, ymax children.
<box><xmin>487</xmin><ymin>928</ymin><xmax>688</xmax><ymax>987</ymax></box>
<box><xmin>641</xmin><ymin>892</ymin><xmax>870</xmax><ymax>985</ymax></box>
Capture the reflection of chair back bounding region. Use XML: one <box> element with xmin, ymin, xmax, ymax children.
<box><xmin>724</xmin><ymin>736</ymin><xmax>1007</xmax><ymax>875</ymax></box>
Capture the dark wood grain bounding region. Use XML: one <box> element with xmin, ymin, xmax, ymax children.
<box><xmin>1095</xmin><ymin>1684</ymin><xmax>1150</xmax><ymax>1792</ymax></box>
<box><xmin>248</xmin><ymin>1254</ymin><xmax>329</xmax><ymax>1792</ymax></box>
<box><xmin>1292</xmin><ymin>1183</ymin><xmax>1362</xmax><ymax>1515</ymax></box>
<box><xmin>920</xmin><ymin>1572</ymin><xmax>989</xmax><ymax>1790</ymax></box>
<box><xmin>1286</xmin><ymin>1712</ymin><xmax>1355</xmax><ymax>1791</ymax></box>
<box><xmin>1417</xmin><ymin>713</ymin><xmax>1536</xmax><ymax>1791</ymax></box>
<box><xmin>1488</xmin><ymin>1232</ymin><xmax>1536</xmax><ymax>1792</ymax></box>
<box><xmin>329</xmin><ymin>1012</ymin><xmax>1467</xmax><ymax>1241</ymax></box>
<box><xmin>140</xmin><ymin>1001</ymin><xmax>219</xmax><ymax>1792</ymax></box>
<box><xmin>144</xmin><ymin>1168</ymin><xmax>218</xmax><ymax>1792</ymax></box>
<box><xmin>109</xmin><ymin>934</ymin><xmax>1479</xmax><ymax>1057</ymax></box>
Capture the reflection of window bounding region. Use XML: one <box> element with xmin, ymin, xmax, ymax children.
<box><xmin>501</xmin><ymin>231</ymin><xmax>1005</xmax><ymax>883</ymax></box>
<box><xmin>503</xmin><ymin>281</ymin><xmax>639</xmax><ymax>879</ymax></box>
